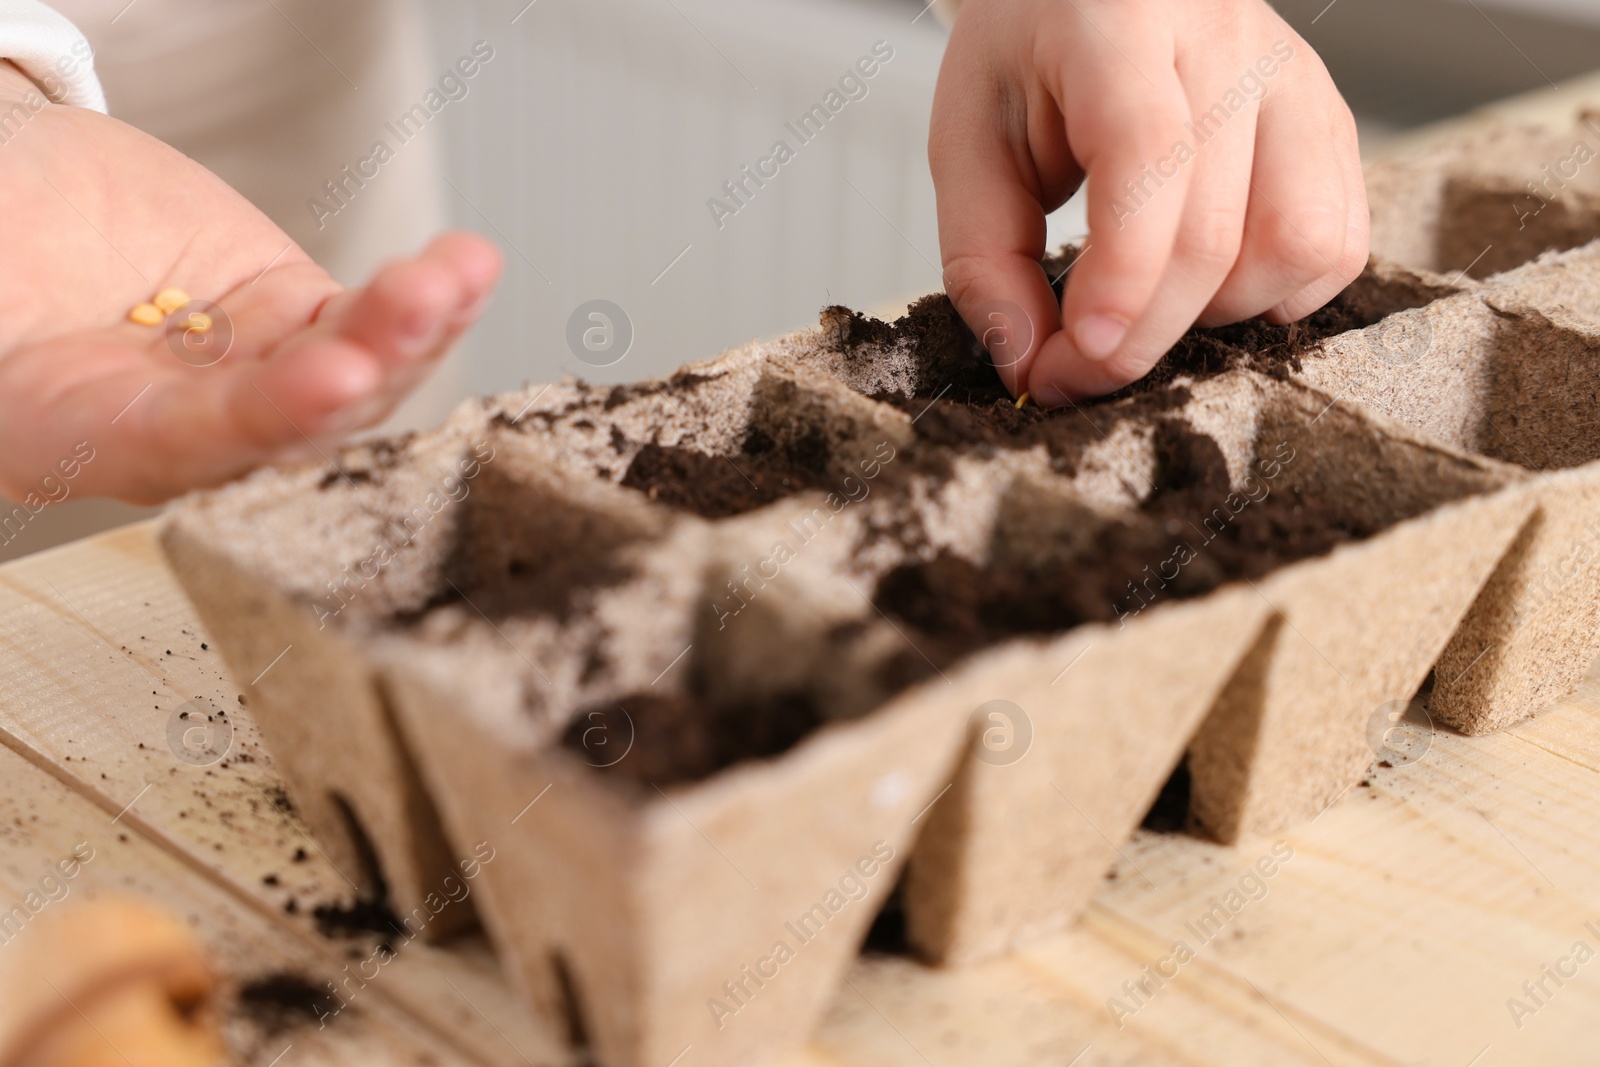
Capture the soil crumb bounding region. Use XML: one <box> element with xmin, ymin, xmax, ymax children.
<box><xmin>236</xmin><ymin>973</ymin><xmax>339</xmax><ymax>1035</ymax></box>
<box><xmin>312</xmin><ymin>894</ymin><xmax>405</xmax><ymax>941</ymax></box>
<box><xmin>561</xmin><ymin>688</ymin><xmax>824</xmax><ymax>787</ymax></box>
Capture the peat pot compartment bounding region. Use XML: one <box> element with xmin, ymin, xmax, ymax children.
<box><xmin>1438</xmin><ymin>175</ymin><xmax>1600</xmax><ymax>280</ymax></box>
<box><xmin>431</xmin><ymin>433</ymin><xmax>673</xmax><ymax>620</ymax></box>
<box><xmin>1470</xmin><ymin>305</ymin><xmax>1600</xmax><ymax>471</ymax></box>
<box><xmin>1242</xmin><ymin>374</ymin><xmax>1513</xmax><ymax>530</ymax></box>
<box><xmin>1366</xmin><ymin>115</ymin><xmax>1600</xmax><ymax>279</ymax></box>
<box><xmin>157</xmin><ymin>423</ymin><xmax>508</xmax><ymax>937</ymax></box>
<box><xmin>1484</xmin><ymin>239</ymin><xmax>1600</xmax><ymax>325</ymax></box>
<box><xmin>485</xmin><ymin>358</ymin><xmax>771</xmax><ymax>491</ymax></box>
<box><xmin>614</xmin><ymin>363</ymin><xmax>908</xmax><ymax>521</ymax></box>
<box><xmin>557</xmin><ymin>683</ymin><xmax>828</xmax><ymax>792</ymax></box>
<box><xmin>871</xmin><ymin>373</ymin><xmax>1507</xmax><ymax>662</ymax></box>
<box><xmin>379</xmin><ymin>611</ymin><xmax>966</xmax><ymax>1067</ymax></box>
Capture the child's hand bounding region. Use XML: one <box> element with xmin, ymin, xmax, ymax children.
<box><xmin>930</xmin><ymin>0</ymin><xmax>1367</xmax><ymax>402</ymax></box>
<box><xmin>0</xmin><ymin>62</ymin><xmax>501</xmax><ymax>504</ymax></box>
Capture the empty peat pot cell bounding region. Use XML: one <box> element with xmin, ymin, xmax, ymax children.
<box><xmin>1367</xmin><ymin>113</ymin><xmax>1600</xmax><ymax>280</ymax></box>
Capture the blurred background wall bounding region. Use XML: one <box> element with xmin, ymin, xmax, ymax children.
<box><xmin>7</xmin><ymin>0</ymin><xmax>1600</xmax><ymax>562</ymax></box>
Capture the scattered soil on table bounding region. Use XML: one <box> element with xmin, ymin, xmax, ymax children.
<box><xmin>561</xmin><ymin>687</ymin><xmax>824</xmax><ymax>787</ymax></box>
<box><xmin>874</xmin><ymin>420</ymin><xmax>1382</xmax><ymax>669</ymax></box>
<box><xmin>619</xmin><ymin>426</ymin><xmax>835</xmax><ymax>518</ymax></box>
<box><xmin>236</xmin><ymin>973</ymin><xmax>339</xmax><ymax>1035</ymax></box>
<box><xmin>312</xmin><ymin>894</ymin><xmax>406</xmax><ymax>941</ymax></box>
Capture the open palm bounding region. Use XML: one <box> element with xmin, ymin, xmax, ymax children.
<box><xmin>0</xmin><ymin>69</ymin><xmax>501</xmax><ymax>503</ymax></box>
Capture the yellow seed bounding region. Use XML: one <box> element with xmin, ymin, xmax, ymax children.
<box><xmin>153</xmin><ymin>288</ymin><xmax>191</xmax><ymax>314</ymax></box>
<box><xmin>1014</xmin><ymin>391</ymin><xmax>1032</xmax><ymax>409</ymax></box>
<box><xmin>185</xmin><ymin>311</ymin><xmax>213</xmax><ymax>332</ymax></box>
<box><xmin>129</xmin><ymin>303</ymin><xmax>163</xmax><ymax>326</ymax></box>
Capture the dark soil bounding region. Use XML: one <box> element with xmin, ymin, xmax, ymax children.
<box><xmin>619</xmin><ymin>427</ymin><xmax>835</xmax><ymax>519</ymax></box>
<box><xmin>236</xmin><ymin>973</ymin><xmax>339</xmax><ymax>1035</ymax></box>
<box><xmin>832</xmin><ymin>248</ymin><xmax>1395</xmax><ymax>470</ymax></box>
<box><xmin>862</xmin><ymin>294</ymin><xmax>1384</xmax><ymax>466</ymax></box>
<box><xmin>874</xmin><ymin>420</ymin><xmax>1382</xmax><ymax>671</ymax></box>
<box><xmin>1124</xmin><ymin>295</ymin><xmax>1389</xmax><ymax>397</ymax></box>
<box><xmin>312</xmin><ymin>894</ymin><xmax>406</xmax><ymax>941</ymax></box>
<box><xmin>561</xmin><ymin>688</ymin><xmax>824</xmax><ymax>788</ymax></box>
<box><xmin>453</xmin><ymin>554</ymin><xmax>636</xmax><ymax>622</ymax></box>
<box><xmin>886</xmin><ymin>383</ymin><xmax>1197</xmax><ymax>479</ymax></box>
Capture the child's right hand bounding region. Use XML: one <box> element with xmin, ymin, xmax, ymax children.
<box><xmin>929</xmin><ymin>0</ymin><xmax>1368</xmax><ymax>402</ymax></box>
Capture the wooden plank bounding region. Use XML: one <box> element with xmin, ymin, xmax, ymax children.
<box><xmin>0</xmin><ymin>739</ymin><xmax>466</xmax><ymax>1066</ymax></box>
<box><xmin>0</xmin><ymin>523</ymin><xmax>565</xmax><ymax>1067</ymax></box>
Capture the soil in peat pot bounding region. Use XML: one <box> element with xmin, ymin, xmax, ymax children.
<box><xmin>873</xmin><ymin>418</ymin><xmax>1383</xmax><ymax>675</ymax></box>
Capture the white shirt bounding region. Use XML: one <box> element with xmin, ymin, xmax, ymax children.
<box><xmin>0</xmin><ymin>0</ymin><xmax>104</xmax><ymax>110</ymax></box>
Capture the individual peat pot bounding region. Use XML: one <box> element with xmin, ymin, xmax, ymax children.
<box><xmin>379</xmin><ymin>635</ymin><xmax>969</xmax><ymax>1067</ymax></box>
<box><xmin>1296</xmin><ymin>274</ymin><xmax>1600</xmax><ymax>733</ymax></box>
<box><xmin>158</xmin><ymin>413</ymin><xmax>674</xmax><ymax>937</ymax></box>
<box><xmin>902</xmin><ymin>587</ymin><xmax>1270</xmax><ymax>965</ymax></box>
<box><xmin>1177</xmin><ymin>375</ymin><xmax>1536</xmax><ymax>841</ymax></box>
<box><xmin>158</xmin><ymin>422</ymin><xmax>493</xmax><ymax>938</ymax></box>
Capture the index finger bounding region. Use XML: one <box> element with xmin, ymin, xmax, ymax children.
<box><xmin>928</xmin><ymin>59</ymin><xmax>1066</xmax><ymax>397</ymax></box>
<box><xmin>1027</xmin><ymin>21</ymin><xmax>1196</xmax><ymax>402</ymax></box>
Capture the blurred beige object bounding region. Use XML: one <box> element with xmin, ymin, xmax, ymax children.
<box><xmin>0</xmin><ymin>897</ymin><xmax>223</xmax><ymax>1067</ymax></box>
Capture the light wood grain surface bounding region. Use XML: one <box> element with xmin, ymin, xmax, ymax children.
<box><xmin>4</xmin><ymin>511</ymin><xmax>1600</xmax><ymax>1067</ymax></box>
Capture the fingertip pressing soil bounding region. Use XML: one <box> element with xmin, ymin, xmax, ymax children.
<box><xmin>828</xmin><ymin>246</ymin><xmax>1393</xmax><ymax>457</ymax></box>
<box><xmin>561</xmin><ymin>688</ymin><xmax>825</xmax><ymax>788</ymax></box>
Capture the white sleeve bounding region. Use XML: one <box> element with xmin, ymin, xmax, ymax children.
<box><xmin>0</xmin><ymin>0</ymin><xmax>104</xmax><ymax>112</ymax></box>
